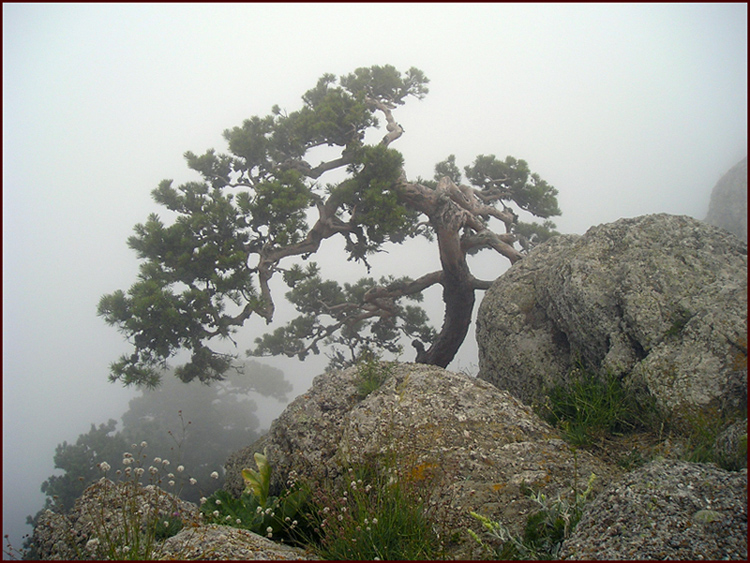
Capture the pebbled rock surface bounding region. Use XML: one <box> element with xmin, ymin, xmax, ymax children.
<box><xmin>225</xmin><ymin>362</ymin><xmax>619</xmax><ymax>559</ymax></box>
<box><xmin>560</xmin><ymin>459</ymin><xmax>748</xmax><ymax>560</ymax></box>
<box><xmin>159</xmin><ymin>524</ymin><xmax>314</xmax><ymax>560</ymax></box>
<box><xmin>705</xmin><ymin>156</ymin><xmax>747</xmax><ymax>242</ymax></box>
<box><xmin>476</xmin><ymin>213</ymin><xmax>747</xmax><ymax>421</ymax></box>
<box><xmin>29</xmin><ymin>479</ymin><xmax>310</xmax><ymax>560</ymax></box>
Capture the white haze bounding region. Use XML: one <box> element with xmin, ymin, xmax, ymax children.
<box><xmin>3</xmin><ymin>3</ymin><xmax>746</xmax><ymax>553</ymax></box>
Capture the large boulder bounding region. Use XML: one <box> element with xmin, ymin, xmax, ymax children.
<box><xmin>476</xmin><ymin>214</ymin><xmax>747</xmax><ymax>422</ymax></box>
<box><xmin>705</xmin><ymin>156</ymin><xmax>747</xmax><ymax>242</ymax></box>
<box><xmin>225</xmin><ymin>362</ymin><xmax>619</xmax><ymax>559</ymax></box>
<box><xmin>560</xmin><ymin>459</ymin><xmax>748</xmax><ymax>560</ymax></box>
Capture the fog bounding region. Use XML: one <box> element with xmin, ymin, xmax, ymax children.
<box><xmin>3</xmin><ymin>3</ymin><xmax>746</xmax><ymax>554</ymax></box>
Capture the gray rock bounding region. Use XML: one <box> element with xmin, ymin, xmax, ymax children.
<box><xmin>477</xmin><ymin>214</ymin><xmax>747</xmax><ymax>422</ymax></box>
<box><xmin>225</xmin><ymin>362</ymin><xmax>619</xmax><ymax>559</ymax></box>
<box><xmin>30</xmin><ymin>478</ymin><xmax>200</xmax><ymax>560</ymax></box>
<box><xmin>705</xmin><ymin>157</ymin><xmax>747</xmax><ymax>242</ymax></box>
<box><xmin>29</xmin><ymin>479</ymin><xmax>311</xmax><ymax>560</ymax></box>
<box><xmin>159</xmin><ymin>524</ymin><xmax>314</xmax><ymax>560</ymax></box>
<box><xmin>560</xmin><ymin>459</ymin><xmax>748</xmax><ymax>560</ymax></box>
<box><xmin>713</xmin><ymin>418</ymin><xmax>748</xmax><ymax>470</ymax></box>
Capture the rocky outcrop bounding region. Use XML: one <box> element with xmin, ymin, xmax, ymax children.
<box><xmin>476</xmin><ymin>214</ymin><xmax>747</xmax><ymax>424</ymax></box>
<box><xmin>560</xmin><ymin>459</ymin><xmax>748</xmax><ymax>560</ymax></box>
<box><xmin>225</xmin><ymin>362</ymin><xmax>619</xmax><ymax>559</ymax></box>
<box><xmin>29</xmin><ymin>479</ymin><xmax>311</xmax><ymax>560</ymax></box>
<box><xmin>705</xmin><ymin>157</ymin><xmax>747</xmax><ymax>242</ymax></box>
<box><xmin>159</xmin><ymin>524</ymin><xmax>315</xmax><ymax>560</ymax></box>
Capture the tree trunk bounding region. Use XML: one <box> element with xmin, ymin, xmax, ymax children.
<box><xmin>406</xmin><ymin>180</ymin><xmax>478</xmax><ymax>367</ymax></box>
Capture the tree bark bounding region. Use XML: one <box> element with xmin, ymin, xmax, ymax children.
<box><xmin>399</xmin><ymin>177</ymin><xmax>484</xmax><ymax>367</ymax></box>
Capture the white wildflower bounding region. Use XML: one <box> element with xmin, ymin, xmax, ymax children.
<box><xmin>266</xmin><ymin>526</ymin><xmax>273</xmax><ymax>533</ymax></box>
<box><xmin>123</xmin><ymin>457</ymin><xmax>133</xmax><ymax>466</ymax></box>
<box><xmin>213</xmin><ymin>510</ymin><xmax>220</xmax><ymax>518</ymax></box>
<box><xmin>189</xmin><ymin>478</ymin><xmax>197</xmax><ymax>485</ymax></box>
<box><xmin>177</xmin><ymin>465</ymin><xmax>185</xmax><ymax>473</ymax></box>
<box><xmin>140</xmin><ymin>441</ymin><xmax>148</xmax><ymax>448</ymax></box>
<box><xmin>215</xmin><ymin>499</ymin><xmax>222</xmax><ymax>505</ymax></box>
<box><xmin>200</xmin><ymin>497</ymin><xmax>207</xmax><ymax>505</ymax></box>
<box><xmin>210</xmin><ymin>471</ymin><xmax>219</xmax><ymax>479</ymax></box>
<box><xmin>98</xmin><ymin>462</ymin><xmax>111</xmax><ymax>472</ymax></box>
<box><xmin>236</xmin><ymin>518</ymin><xmax>242</xmax><ymax>524</ymax></box>
<box><xmin>168</xmin><ymin>480</ymin><xmax>175</xmax><ymax>487</ymax></box>
<box><xmin>154</xmin><ymin>457</ymin><xmax>162</xmax><ymax>464</ymax></box>
<box><xmin>167</xmin><ymin>473</ymin><xmax>175</xmax><ymax>479</ymax></box>
<box><xmin>134</xmin><ymin>467</ymin><xmax>145</xmax><ymax>477</ymax></box>
<box><xmin>149</xmin><ymin>466</ymin><xmax>158</xmax><ymax>475</ymax></box>
<box><xmin>162</xmin><ymin>459</ymin><xmax>170</xmax><ymax>467</ymax></box>
<box><xmin>86</xmin><ymin>538</ymin><xmax>100</xmax><ymax>550</ymax></box>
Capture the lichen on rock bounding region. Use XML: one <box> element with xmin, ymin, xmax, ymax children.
<box><xmin>477</xmin><ymin>213</ymin><xmax>747</xmax><ymax>425</ymax></box>
<box><xmin>560</xmin><ymin>459</ymin><xmax>748</xmax><ymax>560</ymax></box>
<box><xmin>225</xmin><ymin>362</ymin><xmax>619</xmax><ymax>559</ymax></box>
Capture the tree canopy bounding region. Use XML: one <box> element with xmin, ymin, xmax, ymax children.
<box><xmin>98</xmin><ymin>64</ymin><xmax>560</xmax><ymax>386</ymax></box>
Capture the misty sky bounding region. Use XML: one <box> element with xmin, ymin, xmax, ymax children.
<box><xmin>3</xmin><ymin>3</ymin><xmax>747</xmax><ymax>552</ymax></box>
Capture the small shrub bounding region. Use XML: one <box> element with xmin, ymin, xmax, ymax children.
<box><xmin>306</xmin><ymin>462</ymin><xmax>441</xmax><ymax>560</ymax></box>
<box><xmin>469</xmin><ymin>470</ymin><xmax>597</xmax><ymax>560</ymax></box>
<box><xmin>354</xmin><ymin>356</ymin><xmax>392</xmax><ymax>399</ymax></box>
<box><xmin>200</xmin><ymin>449</ymin><xmax>309</xmax><ymax>542</ymax></box>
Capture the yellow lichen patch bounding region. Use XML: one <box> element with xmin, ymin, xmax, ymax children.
<box><xmin>491</xmin><ymin>482</ymin><xmax>507</xmax><ymax>492</ymax></box>
<box><xmin>407</xmin><ymin>462</ymin><xmax>440</xmax><ymax>482</ymax></box>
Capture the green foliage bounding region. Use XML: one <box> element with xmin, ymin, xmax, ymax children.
<box><xmin>514</xmin><ymin>219</ymin><xmax>559</xmax><ymax>249</ymax></box>
<box><xmin>152</xmin><ymin>512</ymin><xmax>184</xmax><ymax>541</ymax></box>
<box><xmin>200</xmin><ymin>451</ymin><xmax>308</xmax><ymax>542</ymax></box>
<box><xmin>539</xmin><ymin>364</ymin><xmax>653</xmax><ymax>446</ymax></box>
<box><xmin>340</xmin><ymin>64</ymin><xmax>429</xmax><ymax>105</ymax></box>
<box><xmin>306</xmin><ymin>464</ymin><xmax>441</xmax><ymax>560</ymax></box>
<box><xmin>241</xmin><ymin>450</ymin><xmax>273</xmax><ymax>505</ymax></box>
<box><xmin>100</xmin><ymin>63</ymin><xmax>560</xmax><ymax>383</ymax></box>
<box><xmin>354</xmin><ymin>356</ymin><xmax>393</xmax><ymax>399</ymax></box>
<box><xmin>251</xmin><ymin>263</ymin><xmax>436</xmax><ymax>369</ymax></box>
<box><xmin>674</xmin><ymin>405</ymin><xmax>747</xmax><ymax>470</ymax></box>
<box><xmin>434</xmin><ymin>154</ymin><xmax>463</xmax><ymax>184</ymax></box>
<box><xmin>464</xmin><ymin>154</ymin><xmax>561</xmax><ymax>218</ymax></box>
<box><xmin>469</xmin><ymin>471</ymin><xmax>597</xmax><ymax>560</ymax></box>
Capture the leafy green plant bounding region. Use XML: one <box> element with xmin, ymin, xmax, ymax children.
<box><xmin>469</xmin><ymin>471</ymin><xmax>597</xmax><ymax>560</ymax></box>
<box><xmin>306</xmin><ymin>463</ymin><xmax>441</xmax><ymax>560</ymax></box>
<box><xmin>539</xmin><ymin>363</ymin><xmax>655</xmax><ymax>446</ymax></box>
<box><xmin>200</xmin><ymin>449</ymin><xmax>308</xmax><ymax>542</ymax></box>
<box><xmin>354</xmin><ymin>355</ymin><xmax>393</xmax><ymax>399</ymax></box>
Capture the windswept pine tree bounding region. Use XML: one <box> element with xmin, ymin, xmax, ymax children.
<box><xmin>98</xmin><ymin>65</ymin><xmax>560</xmax><ymax>386</ymax></box>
